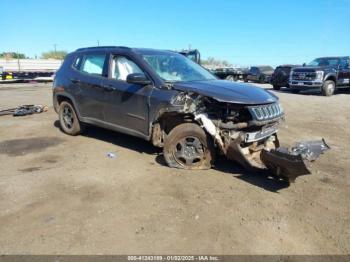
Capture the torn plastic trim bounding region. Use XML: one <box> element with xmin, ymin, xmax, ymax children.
<box><xmin>194</xmin><ymin>113</ymin><xmax>225</xmax><ymax>151</ymax></box>
<box><xmin>261</xmin><ymin>139</ymin><xmax>330</xmax><ymax>183</ymax></box>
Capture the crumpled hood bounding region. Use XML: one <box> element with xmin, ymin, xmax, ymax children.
<box><xmin>172</xmin><ymin>80</ymin><xmax>278</xmax><ymax>105</ymax></box>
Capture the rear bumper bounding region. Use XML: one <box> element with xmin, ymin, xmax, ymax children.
<box><xmin>270</xmin><ymin>79</ymin><xmax>289</xmax><ymax>87</ymax></box>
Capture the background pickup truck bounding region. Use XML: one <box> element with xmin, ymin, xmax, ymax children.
<box><xmin>289</xmin><ymin>56</ymin><xmax>350</xmax><ymax>96</ymax></box>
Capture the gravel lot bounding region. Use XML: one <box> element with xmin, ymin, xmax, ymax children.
<box><xmin>0</xmin><ymin>82</ymin><xmax>349</xmax><ymax>254</ymax></box>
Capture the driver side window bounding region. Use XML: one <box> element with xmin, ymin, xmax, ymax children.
<box><xmin>111</xmin><ymin>56</ymin><xmax>143</xmax><ymax>81</ymax></box>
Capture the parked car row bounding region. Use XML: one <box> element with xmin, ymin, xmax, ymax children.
<box><xmin>238</xmin><ymin>57</ymin><xmax>350</xmax><ymax>96</ymax></box>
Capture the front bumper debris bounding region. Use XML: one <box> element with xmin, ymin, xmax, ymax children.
<box><xmin>261</xmin><ymin>139</ymin><xmax>330</xmax><ymax>182</ymax></box>
<box><xmin>226</xmin><ymin>136</ymin><xmax>330</xmax><ymax>183</ymax></box>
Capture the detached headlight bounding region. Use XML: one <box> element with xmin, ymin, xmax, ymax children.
<box><xmin>315</xmin><ymin>71</ymin><xmax>324</xmax><ymax>81</ymax></box>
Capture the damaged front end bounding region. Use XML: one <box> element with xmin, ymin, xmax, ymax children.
<box><xmin>172</xmin><ymin>92</ymin><xmax>329</xmax><ymax>182</ymax></box>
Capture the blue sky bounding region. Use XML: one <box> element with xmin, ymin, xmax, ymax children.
<box><xmin>1</xmin><ymin>0</ymin><xmax>350</xmax><ymax>66</ymax></box>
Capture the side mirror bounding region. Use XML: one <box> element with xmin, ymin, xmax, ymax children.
<box><xmin>126</xmin><ymin>73</ymin><xmax>152</xmax><ymax>85</ymax></box>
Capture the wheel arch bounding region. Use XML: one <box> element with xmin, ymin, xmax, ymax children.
<box><xmin>55</xmin><ymin>93</ymin><xmax>82</xmax><ymax>120</ymax></box>
<box><xmin>151</xmin><ymin>111</ymin><xmax>197</xmax><ymax>147</ymax></box>
<box><xmin>325</xmin><ymin>74</ymin><xmax>337</xmax><ymax>84</ymax></box>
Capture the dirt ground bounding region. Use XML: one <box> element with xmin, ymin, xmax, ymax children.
<box><xmin>0</xmin><ymin>82</ymin><xmax>349</xmax><ymax>255</ymax></box>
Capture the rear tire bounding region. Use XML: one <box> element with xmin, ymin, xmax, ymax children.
<box><xmin>259</xmin><ymin>76</ymin><xmax>265</xmax><ymax>84</ymax></box>
<box><xmin>322</xmin><ymin>80</ymin><xmax>336</xmax><ymax>96</ymax></box>
<box><xmin>59</xmin><ymin>101</ymin><xmax>84</xmax><ymax>136</ymax></box>
<box><xmin>163</xmin><ymin>123</ymin><xmax>215</xmax><ymax>170</ymax></box>
<box><xmin>273</xmin><ymin>85</ymin><xmax>281</xmax><ymax>90</ymax></box>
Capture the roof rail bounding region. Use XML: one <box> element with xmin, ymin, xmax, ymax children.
<box><xmin>75</xmin><ymin>46</ymin><xmax>131</xmax><ymax>52</ymax></box>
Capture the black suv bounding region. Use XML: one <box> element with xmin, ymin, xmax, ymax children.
<box><xmin>270</xmin><ymin>65</ymin><xmax>298</xmax><ymax>90</ymax></box>
<box><xmin>53</xmin><ymin>46</ymin><xmax>321</xmax><ymax>181</ymax></box>
<box><xmin>289</xmin><ymin>56</ymin><xmax>350</xmax><ymax>96</ymax></box>
<box><xmin>245</xmin><ymin>66</ymin><xmax>274</xmax><ymax>84</ymax></box>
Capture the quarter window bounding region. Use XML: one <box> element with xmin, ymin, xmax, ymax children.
<box><xmin>111</xmin><ymin>56</ymin><xmax>143</xmax><ymax>81</ymax></box>
<box><xmin>80</xmin><ymin>54</ymin><xmax>106</xmax><ymax>76</ymax></box>
<box><xmin>73</xmin><ymin>56</ymin><xmax>82</xmax><ymax>69</ymax></box>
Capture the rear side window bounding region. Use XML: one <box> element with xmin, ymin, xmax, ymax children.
<box><xmin>80</xmin><ymin>54</ymin><xmax>106</xmax><ymax>76</ymax></box>
<box><xmin>250</xmin><ymin>67</ymin><xmax>258</xmax><ymax>74</ymax></box>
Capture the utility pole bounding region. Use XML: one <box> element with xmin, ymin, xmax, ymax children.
<box><xmin>97</xmin><ymin>40</ymin><xmax>100</xmax><ymax>46</ymax></box>
<box><xmin>54</xmin><ymin>44</ymin><xmax>57</xmax><ymax>58</ymax></box>
<box><xmin>17</xmin><ymin>51</ymin><xmax>21</xmax><ymax>71</ymax></box>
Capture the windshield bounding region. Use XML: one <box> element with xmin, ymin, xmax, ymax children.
<box><xmin>308</xmin><ymin>58</ymin><xmax>340</xmax><ymax>67</ymax></box>
<box><xmin>142</xmin><ymin>53</ymin><xmax>216</xmax><ymax>82</ymax></box>
<box><xmin>259</xmin><ymin>66</ymin><xmax>274</xmax><ymax>72</ymax></box>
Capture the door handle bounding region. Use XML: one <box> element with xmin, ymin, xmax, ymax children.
<box><xmin>70</xmin><ymin>78</ymin><xmax>80</xmax><ymax>84</ymax></box>
<box><xmin>102</xmin><ymin>84</ymin><xmax>114</xmax><ymax>92</ymax></box>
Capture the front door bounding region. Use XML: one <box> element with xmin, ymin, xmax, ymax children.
<box><xmin>103</xmin><ymin>54</ymin><xmax>153</xmax><ymax>136</ymax></box>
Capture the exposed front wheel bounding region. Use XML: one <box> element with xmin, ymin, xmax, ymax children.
<box><xmin>163</xmin><ymin>123</ymin><xmax>215</xmax><ymax>170</ymax></box>
<box><xmin>322</xmin><ymin>80</ymin><xmax>336</xmax><ymax>96</ymax></box>
<box><xmin>59</xmin><ymin>101</ymin><xmax>84</xmax><ymax>135</ymax></box>
<box><xmin>225</xmin><ymin>75</ymin><xmax>235</xmax><ymax>81</ymax></box>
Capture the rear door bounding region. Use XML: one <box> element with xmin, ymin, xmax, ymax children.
<box><xmin>71</xmin><ymin>52</ymin><xmax>108</xmax><ymax>120</ymax></box>
<box><xmin>102</xmin><ymin>53</ymin><xmax>153</xmax><ymax>136</ymax></box>
<box><xmin>338</xmin><ymin>58</ymin><xmax>350</xmax><ymax>87</ymax></box>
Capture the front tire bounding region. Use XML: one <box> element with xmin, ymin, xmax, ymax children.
<box><xmin>322</xmin><ymin>80</ymin><xmax>336</xmax><ymax>96</ymax></box>
<box><xmin>163</xmin><ymin>123</ymin><xmax>215</xmax><ymax>170</ymax></box>
<box><xmin>59</xmin><ymin>101</ymin><xmax>84</xmax><ymax>136</ymax></box>
<box><xmin>225</xmin><ymin>75</ymin><xmax>235</xmax><ymax>81</ymax></box>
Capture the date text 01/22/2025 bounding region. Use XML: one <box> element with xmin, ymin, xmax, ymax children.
<box><xmin>127</xmin><ymin>255</ymin><xmax>220</xmax><ymax>261</ymax></box>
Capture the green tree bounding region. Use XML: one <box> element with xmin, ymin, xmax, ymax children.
<box><xmin>0</xmin><ymin>52</ymin><xmax>26</xmax><ymax>59</ymax></box>
<box><xmin>201</xmin><ymin>56</ymin><xmax>232</xmax><ymax>67</ymax></box>
<box><xmin>41</xmin><ymin>50</ymin><xmax>67</xmax><ymax>60</ymax></box>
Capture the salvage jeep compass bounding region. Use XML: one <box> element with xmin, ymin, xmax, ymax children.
<box><xmin>53</xmin><ymin>46</ymin><xmax>329</xmax><ymax>182</ymax></box>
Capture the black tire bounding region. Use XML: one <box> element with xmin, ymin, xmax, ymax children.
<box><xmin>59</xmin><ymin>101</ymin><xmax>84</xmax><ymax>135</ymax></box>
<box><xmin>243</xmin><ymin>76</ymin><xmax>248</xmax><ymax>82</ymax></box>
<box><xmin>291</xmin><ymin>89</ymin><xmax>300</xmax><ymax>94</ymax></box>
<box><xmin>322</xmin><ymin>80</ymin><xmax>336</xmax><ymax>96</ymax></box>
<box><xmin>163</xmin><ymin>123</ymin><xmax>215</xmax><ymax>170</ymax></box>
<box><xmin>225</xmin><ymin>75</ymin><xmax>235</xmax><ymax>81</ymax></box>
<box><xmin>273</xmin><ymin>85</ymin><xmax>281</xmax><ymax>90</ymax></box>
